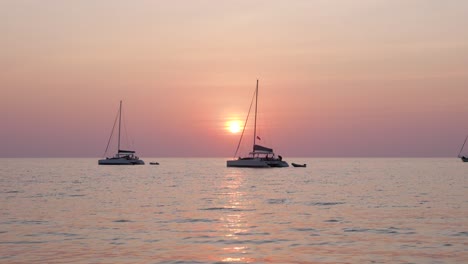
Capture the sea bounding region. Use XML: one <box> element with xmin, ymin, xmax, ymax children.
<box><xmin>0</xmin><ymin>158</ymin><xmax>467</xmax><ymax>263</ymax></box>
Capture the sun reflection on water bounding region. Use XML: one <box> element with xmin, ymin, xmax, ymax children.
<box><xmin>218</xmin><ymin>171</ymin><xmax>253</xmax><ymax>263</ymax></box>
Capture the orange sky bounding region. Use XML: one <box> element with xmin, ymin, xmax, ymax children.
<box><xmin>2</xmin><ymin>0</ymin><xmax>468</xmax><ymax>157</ymax></box>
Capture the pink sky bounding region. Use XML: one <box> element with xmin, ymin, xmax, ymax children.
<box><xmin>2</xmin><ymin>0</ymin><xmax>468</xmax><ymax>157</ymax></box>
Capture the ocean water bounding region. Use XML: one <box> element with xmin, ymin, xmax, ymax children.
<box><xmin>0</xmin><ymin>158</ymin><xmax>467</xmax><ymax>263</ymax></box>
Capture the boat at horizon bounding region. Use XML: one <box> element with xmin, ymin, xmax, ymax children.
<box><xmin>292</xmin><ymin>163</ymin><xmax>307</xmax><ymax>167</ymax></box>
<box><xmin>98</xmin><ymin>101</ymin><xmax>144</xmax><ymax>165</ymax></box>
<box><xmin>458</xmin><ymin>134</ymin><xmax>468</xmax><ymax>162</ymax></box>
<box><xmin>227</xmin><ymin>80</ymin><xmax>289</xmax><ymax>168</ymax></box>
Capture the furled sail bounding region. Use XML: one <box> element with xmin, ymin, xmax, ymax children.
<box><xmin>118</xmin><ymin>149</ymin><xmax>136</xmax><ymax>153</ymax></box>
<box><xmin>254</xmin><ymin>144</ymin><xmax>273</xmax><ymax>153</ymax></box>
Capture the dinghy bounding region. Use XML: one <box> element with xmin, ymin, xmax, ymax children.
<box><xmin>291</xmin><ymin>163</ymin><xmax>306</xmax><ymax>167</ymax></box>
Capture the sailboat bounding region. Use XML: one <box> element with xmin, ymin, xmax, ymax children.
<box><xmin>98</xmin><ymin>101</ymin><xmax>145</xmax><ymax>165</ymax></box>
<box><xmin>227</xmin><ymin>80</ymin><xmax>289</xmax><ymax>168</ymax></box>
<box><xmin>458</xmin><ymin>134</ymin><xmax>468</xmax><ymax>162</ymax></box>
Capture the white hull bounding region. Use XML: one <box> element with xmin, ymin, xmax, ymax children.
<box><xmin>227</xmin><ymin>158</ymin><xmax>289</xmax><ymax>168</ymax></box>
<box><xmin>98</xmin><ymin>158</ymin><xmax>145</xmax><ymax>165</ymax></box>
<box><xmin>227</xmin><ymin>158</ymin><xmax>269</xmax><ymax>168</ymax></box>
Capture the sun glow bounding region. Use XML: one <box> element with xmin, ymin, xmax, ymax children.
<box><xmin>226</xmin><ymin>120</ymin><xmax>242</xmax><ymax>134</ymax></box>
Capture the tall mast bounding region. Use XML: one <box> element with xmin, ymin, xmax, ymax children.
<box><xmin>118</xmin><ymin>100</ymin><xmax>122</xmax><ymax>151</ymax></box>
<box><xmin>253</xmin><ymin>79</ymin><xmax>258</xmax><ymax>152</ymax></box>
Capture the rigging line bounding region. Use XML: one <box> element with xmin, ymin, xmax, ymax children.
<box><xmin>122</xmin><ymin>105</ymin><xmax>130</xmax><ymax>149</ymax></box>
<box><xmin>262</xmin><ymin>102</ymin><xmax>274</xmax><ymax>149</ymax></box>
<box><xmin>458</xmin><ymin>134</ymin><xmax>468</xmax><ymax>157</ymax></box>
<box><xmin>103</xmin><ymin>107</ymin><xmax>120</xmax><ymax>157</ymax></box>
<box><xmin>234</xmin><ymin>87</ymin><xmax>257</xmax><ymax>158</ymax></box>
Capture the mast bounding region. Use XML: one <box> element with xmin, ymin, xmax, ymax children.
<box><xmin>253</xmin><ymin>79</ymin><xmax>258</xmax><ymax>152</ymax></box>
<box><xmin>118</xmin><ymin>100</ymin><xmax>122</xmax><ymax>152</ymax></box>
<box><xmin>458</xmin><ymin>134</ymin><xmax>468</xmax><ymax>157</ymax></box>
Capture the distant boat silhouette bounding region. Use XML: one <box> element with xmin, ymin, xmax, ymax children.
<box><xmin>292</xmin><ymin>163</ymin><xmax>307</xmax><ymax>167</ymax></box>
<box><xmin>227</xmin><ymin>80</ymin><xmax>288</xmax><ymax>168</ymax></box>
<box><xmin>458</xmin><ymin>134</ymin><xmax>468</xmax><ymax>162</ymax></box>
<box><xmin>98</xmin><ymin>101</ymin><xmax>144</xmax><ymax>165</ymax></box>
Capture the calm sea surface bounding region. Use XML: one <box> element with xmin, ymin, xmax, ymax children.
<box><xmin>0</xmin><ymin>158</ymin><xmax>467</xmax><ymax>263</ymax></box>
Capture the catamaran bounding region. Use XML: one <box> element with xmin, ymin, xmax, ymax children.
<box><xmin>98</xmin><ymin>101</ymin><xmax>144</xmax><ymax>165</ymax></box>
<box><xmin>458</xmin><ymin>134</ymin><xmax>468</xmax><ymax>162</ymax></box>
<box><xmin>227</xmin><ymin>80</ymin><xmax>289</xmax><ymax>168</ymax></box>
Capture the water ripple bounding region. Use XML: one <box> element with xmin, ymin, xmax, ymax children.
<box><xmin>266</xmin><ymin>198</ymin><xmax>290</xmax><ymax>204</ymax></box>
<box><xmin>174</xmin><ymin>218</ymin><xmax>216</xmax><ymax>223</ymax></box>
<box><xmin>290</xmin><ymin>227</ymin><xmax>317</xmax><ymax>232</ymax></box>
<box><xmin>113</xmin><ymin>219</ymin><xmax>134</xmax><ymax>223</ymax></box>
<box><xmin>452</xmin><ymin>231</ymin><xmax>468</xmax><ymax>236</ymax></box>
<box><xmin>309</xmin><ymin>201</ymin><xmax>345</xmax><ymax>206</ymax></box>
<box><xmin>216</xmin><ymin>238</ymin><xmax>290</xmax><ymax>245</ymax></box>
<box><xmin>343</xmin><ymin>227</ymin><xmax>416</xmax><ymax>235</ymax></box>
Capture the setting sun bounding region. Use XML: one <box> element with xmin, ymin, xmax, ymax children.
<box><xmin>226</xmin><ymin>120</ymin><xmax>242</xmax><ymax>134</ymax></box>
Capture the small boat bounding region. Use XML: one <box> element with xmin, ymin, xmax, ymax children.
<box><xmin>98</xmin><ymin>101</ymin><xmax>145</xmax><ymax>165</ymax></box>
<box><xmin>291</xmin><ymin>163</ymin><xmax>307</xmax><ymax>167</ymax></box>
<box><xmin>226</xmin><ymin>80</ymin><xmax>289</xmax><ymax>168</ymax></box>
<box><xmin>149</xmin><ymin>162</ymin><xmax>159</xmax><ymax>165</ymax></box>
<box><xmin>458</xmin><ymin>134</ymin><xmax>468</xmax><ymax>162</ymax></box>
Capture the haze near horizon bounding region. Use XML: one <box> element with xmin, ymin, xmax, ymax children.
<box><xmin>2</xmin><ymin>0</ymin><xmax>468</xmax><ymax>158</ymax></box>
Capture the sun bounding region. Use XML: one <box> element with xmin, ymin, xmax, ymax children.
<box><xmin>227</xmin><ymin>120</ymin><xmax>242</xmax><ymax>134</ymax></box>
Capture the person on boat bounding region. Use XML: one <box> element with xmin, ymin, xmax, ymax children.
<box><xmin>278</xmin><ymin>155</ymin><xmax>283</xmax><ymax>161</ymax></box>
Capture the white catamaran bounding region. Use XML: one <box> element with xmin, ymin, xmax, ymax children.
<box><xmin>98</xmin><ymin>101</ymin><xmax>144</xmax><ymax>165</ymax></box>
<box><xmin>458</xmin><ymin>134</ymin><xmax>468</xmax><ymax>162</ymax></box>
<box><xmin>227</xmin><ymin>80</ymin><xmax>289</xmax><ymax>168</ymax></box>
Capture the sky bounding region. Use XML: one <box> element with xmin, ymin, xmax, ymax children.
<box><xmin>2</xmin><ymin>0</ymin><xmax>468</xmax><ymax>158</ymax></box>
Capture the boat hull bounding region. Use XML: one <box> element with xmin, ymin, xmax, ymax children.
<box><xmin>462</xmin><ymin>157</ymin><xmax>468</xmax><ymax>162</ymax></box>
<box><xmin>98</xmin><ymin>158</ymin><xmax>145</xmax><ymax>165</ymax></box>
<box><xmin>265</xmin><ymin>160</ymin><xmax>289</xmax><ymax>167</ymax></box>
<box><xmin>227</xmin><ymin>158</ymin><xmax>289</xmax><ymax>168</ymax></box>
<box><xmin>227</xmin><ymin>158</ymin><xmax>269</xmax><ymax>168</ymax></box>
<box><xmin>291</xmin><ymin>163</ymin><xmax>306</xmax><ymax>167</ymax></box>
